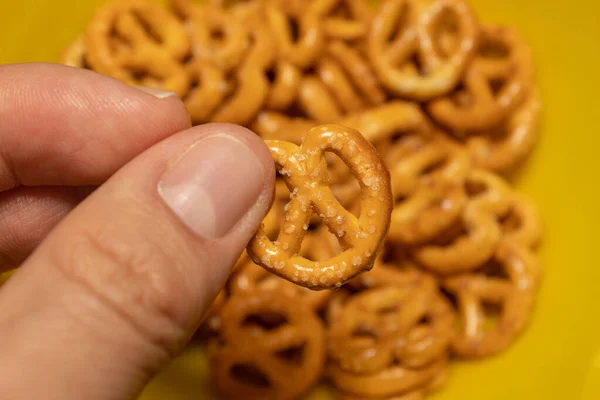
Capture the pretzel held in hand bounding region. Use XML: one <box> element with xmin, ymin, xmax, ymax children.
<box><xmin>247</xmin><ymin>124</ymin><xmax>393</xmax><ymax>290</ymax></box>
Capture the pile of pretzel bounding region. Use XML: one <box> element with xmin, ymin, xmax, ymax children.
<box><xmin>63</xmin><ymin>0</ymin><xmax>544</xmax><ymax>399</ymax></box>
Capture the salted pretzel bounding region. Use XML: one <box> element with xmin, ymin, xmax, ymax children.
<box><xmin>467</xmin><ymin>88</ymin><xmax>542</xmax><ymax>172</ymax></box>
<box><xmin>328</xmin><ymin>283</ymin><xmax>453</xmax><ymax>374</ymax></box>
<box><xmin>298</xmin><ymin>76</ymin><xmax>344</xmax><ymax>122</ymax></box>
<box><xmin>328</xmin><ymin>41</ymin><xmax>386</xmax><ymax>106</ymax></box>
<box><xmin>229</xmin><ymin>229</ymin><xmax>338</xmax><ymax>311</ymax></box>
<box><xmin>302</xmin><ymin>41</ymin><xmax>386</xmax><ymax>118</ymax></box>
<box><xmin>182</xmin><ymin>62</ymin><xmax>229</xmax><ymax>124</ymax></box>
<box><xmin>253</xmin><ymin>112</ymin><xmax>316</xmax><ymax>142</ymax></box>
<box><xmin>186</xmin><ymin>4</ymin><xmax>250</xmax><ymax>72</ymax></box>
<box><xmin>413</xmin><ymin>169</ymin><xmax>513</xmax><ymax>274</ymax></box>
<box><xmin>84</xmin><ymin>0</ymin><xmax>191</xmax><ymax>97</ymax></box>
<box><xmin>309</xmin><ymin>0</ymin><xmax>376</xmax><ymax>42</ymax></box>
<box><xmin>428</xmin><ymin>25</ymin><xmax>534</xmax><ymax>133</ymax></box>
<box><xmin>61</xmin><ymin>37</ymin><xmax>87</xmax><ymax>68</ymax></box>
<box><xmin>247</xmin><ymin>124</ymin><xmax>393</xmax><ymax>290</ymax></box>
<box><xmin>443</xmin><ymin>239</ymin><xmax>540</xmax><ymax>358</ymax></box>
<box><xmin>210</xmin><ymin>289</ymin><xmax>326</xmax><ymax>400</ymax></box>
<box><xmin>501</xmin><ymin>194</ymin><xmax>543</xmax><ymax>250</ymax></box>
<box><xmin>266</xmin><ymin>2</ymin><xmax>326</xmax><ymax>69</ymax></box>
<box><xmin>368</xmin><ymin>0</ymin><xmax>478</xmax><ymax>101</ymax></box>
<box><xmin>329</xmin><ymin>356</ymin><xmax>448</xmax><ymax>398</ymax></box>
<box><xmin>265</xmin><ymin>61</ymin><xmax>303</xmax><ymax>111</ymax></box>
<box><xmin>385</xmin><ymin>132</ymin><xmax>471</xmax><ymax>246</ymax></box>
<box><xmin>201</xmin><ymin>4</ymin><xmax>274</xmax><ymax>125</ymax></box>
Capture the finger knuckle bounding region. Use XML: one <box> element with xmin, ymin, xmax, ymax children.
<box><xmin>53</xmin><ymin>217</ymin><xmax>194</xmax><ymax>353</ymax></box>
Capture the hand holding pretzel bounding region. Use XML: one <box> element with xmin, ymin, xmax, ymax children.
<box><xmin>248</xmin><ymin>124</ymin><xmax>393</xmax><ymax>290</ymax></box>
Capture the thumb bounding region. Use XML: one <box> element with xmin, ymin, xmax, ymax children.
<box><xmin>0</xmin><ymin>123</ymin><xmax>275</xmax><ymax>400</ymax></box>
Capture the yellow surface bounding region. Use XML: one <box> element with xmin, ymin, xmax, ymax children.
<box><xmin>0</xmin><ymin>0</ymin><xmax>599</xmax><ymax>399</ymax></box>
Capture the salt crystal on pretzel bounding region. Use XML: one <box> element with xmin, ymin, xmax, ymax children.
<box><xmin>248</xmin><ymin>124</ymin><xmax>393</xmax><ymax>290</ymax></box>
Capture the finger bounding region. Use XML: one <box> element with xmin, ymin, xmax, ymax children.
<box><xmin>0</xmin><ymin>186</ymin><xmax>95</xmax><ymax>272</ymax></box>
<box><xmin>0</xmin><ymin>63</ymin><xmax>191</xmax><ymax>190</ymax></box>
<box><xmin>0</xmin><ymin>123</ymin><xmax>275</xmax><ymax>400</ymax></box>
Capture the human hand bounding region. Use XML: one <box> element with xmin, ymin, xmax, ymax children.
<box><xmin>0</xmin><ymin>63</ymin><xmax>275</xmax><ymax>399</ymax></box>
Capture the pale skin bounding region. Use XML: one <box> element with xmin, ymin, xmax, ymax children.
<box><xmin>0</xmin><ymin>63</ymin><xmax>275</xmax><ymax>400</ymax></box>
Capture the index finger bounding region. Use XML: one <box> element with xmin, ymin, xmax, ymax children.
<box><xmin>0</xmin><ymin>63</ymin><xmax>191</xmax><ymax>191</ymax></box>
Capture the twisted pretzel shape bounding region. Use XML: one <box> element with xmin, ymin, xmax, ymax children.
<box><xmin>248</xmin><ymin>124</ymin><xmax>393</xmax><ymax>290</ymax></box>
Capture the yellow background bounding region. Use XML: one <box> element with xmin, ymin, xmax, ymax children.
<box><xmin>1</xmin><ymin>0</ymin><xmax>599</xmax><ymax>399</ymax></box>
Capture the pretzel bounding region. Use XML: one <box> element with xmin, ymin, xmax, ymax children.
<box><xmin>386</xmin><ymin>133</ymin><xmax>470</xmax><ymax>246</ymax></box>
<box><xmin>413</xmin><ymin>169</ymin><xmax>513</xmax><ymax>274</ymax></box>
<box><xmin>247</xmin><ymin>124</ymin><xmax>393</xmax><ymax>290</ymax></box>
<box><xmin>186</xmin><ymin>4</ymin><xmax>250</xmax><ymax>72</ymax></box>
<box><xmin>443</xmin><ymin>239</ymin><xmax>540</xmax><ymax>358</ymax></box>
<box><xmin>229</xmin><ymin>229</ymin><xmax>337</xmax><ymax>312</ymax></box>
<box><xmin>329</xmin><ymin>357</ymin><xmax>448</xmax><ymax>398</ymax></box>
<box><xmin>210</xmin><ymin>289</ymin><xmax>326</xmax><ymax>400</ymax></box>
<box><xmin>328</xmin><ymin>41</ymin><xmax>386</xmax><ymax>106</ymax></box>
<box><xmin>84</xmin><ymin>0</ymin><xmax>191</xmax><ymax>97</ymax></box>
<box><xmin>207</xmin><ymin>5</ymin><xmax>275</xmax><ymax>125</ymax></box>
<box><xmin>338</xmin><ymin>365</ymin><xmax>448</xmax><ymax>399</ymax></box>
<box><xmin>265</xmin><ymin>61</ymin><xmax>303</xmax><ymax>111</ymax></box>
<box><xmin>339</xmin><ymin>101</ymin><xmax>433</xmax><ymax>144</ymax></box>
<box><xmin>428</xmin><ymin>25</ymin><xmax>534</xmax><ymax>133</ymax></box>
<box><xmin>266</xmin><ymin>3</ymin><xmax>326</xmax><ymax>69</ymax></box>
<box><xmin>61</xmin><ymin>37</ymin><xmax>87</xmax><ymax>69</ymax></box>
<box><xmin>310</xmin><ymin>0</ymin><xmax>375</xmax><ymax>42</ymax></box>
<box><xmin>298</xmin><ymin>76</ymin><xmax>344</xmax><ymax>122</ymax></box>
<box><xmin>253</xmin><ymin>112</ymin><xmax>316</xmax><ymax>143</ymax></box>
<box><xmin>501</xmin><ymin>194</ymin><xmax>543</xmax><ymax>250</ymax></box>
<box><xmin>368</xmin><ymin>0</ymin><xmax>478</xmax><ymax>101</ymax></box>
<box><xmin>467</xmin><ymin>88</ymin><xmax>542</xmax><ymax>172</ymax></box>
<box><xmin>183</xmin><ymin>62</ymin><xmax>229</xmax><ymax>124</ymax></box>
<box><xmin>328</xmin><ymin>283</ymin><xmax>453</xmax><ymax>374</ymax></box>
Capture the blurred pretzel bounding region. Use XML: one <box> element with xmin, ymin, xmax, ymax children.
<box><xmin>368</xmin><ymin>0</ymin><xmax>478</xmax><ymax>100</ymax></box>
<box><xmin>467</xmin><ymin>88</ymin><xmax>541</xmax><ymax>172</ymax></box>
<box><xmin>329</xmin><ymin>357</ymin><xmax>447</xmax><ymax>398</ymax></box>
<box><xmin>84</xmin><ymin>0</ymin><xmax>191</xmax><ymax>96</ymax></box>
<box><xmin>248</xmin><ymin>124</ymin><xmax>393</xmax><ymax>290</ymax></box>
<box><xmin>443</xmin><ymin>240</ymin><xmax>540</xmax><ymax>358</ymax></box>
<box><xmin>310</xmin><ymin>0</ymin><xmax>375</xmax><ymax>41</ymax></box>
<box><xmin>183</xmin><ymin>62</ymin><xmax>229</xmax><ymax>124</ymax></box>
<box><xmin>253</xmin><ymin>112</ymin><xmax>317</xmax><ymax>142</ymax></box>
<box><xmin>501</xmin><ymin>194</ymin><xmax>543</xmax><ymax>249</ymax></box>
<box><xmin>328</xmin><ymin>41</ymin><xmax>386</xmax><ymax>106</ymax></box>
<box><xmin>187</xmin><ymin>4</ymin><xmax>249</xmax><ymax>72</ymax></box>
<box><xmin>339</xmin><ymin>101</ymin><xmax>432</xmax><ymax>144</ymax></box>
<box><xmin>339</xmin><ymin>391</ymin><xmax>424</xmax><ymax>400</ymax></box>
<box><xmin>265</xmin><ymin>61</ymin><xmax>303</xmax><ymax>110</ymax></box>
<box><xmin>386</xmin><ymin>133</ymin><xmax>470</xmax><ymax>245</ymax></box>
<box><xmin>413</xmin><ymin>169</ymin><xmax>513</xmax><ymax>274</ymax></box>
<box><xmin>266</xmin><ymin>3</ymin><xmax>325</xmax><ymax>69</ymax></box>
<box><xmin>209</xmin><ymin>5</ymin><xmax>275</xmax><ymax>125</ymax></box>
<box><xmin>428</xmin><ymin>25</ymin><xmax>534</xmax><ymax>133</ymax></box>
<box><xmin>329</xmin><ymin>282</ymin><xmax>453</xmax><ymax>376</ymax></box>
<box><xmin>299</xmin><ymin>76</ymin><xmax>344</xmax><ymax>122</ymax></box>
<box><xmin>61</xmin><ymin>37</ymin><xmax>87</xmax><ymax>68</ymax></box>
<box><xmin>210</xmin><ymin>289</ymin><xmax>326</xmax><ymax>400</ymax></box>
